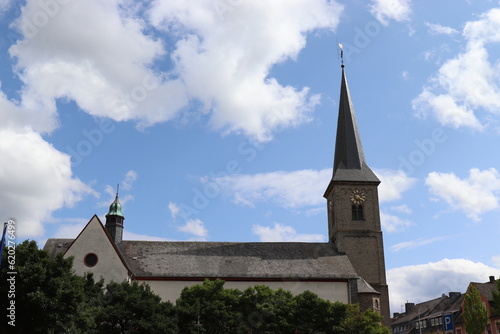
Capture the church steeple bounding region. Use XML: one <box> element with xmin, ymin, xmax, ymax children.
<box><xmin>324</xmin><ymin>65</ymin><xmax>390</xmax><ymax>324</ymax></box>
<box><xmin>330</xmin><ymin>67</ymin><xmax>379</xmax><ymax>183</ymax></box>
<box><xmin>105</xmin><ymin>187</ymin><xmax>124</xmax><ymax>244</ymax></box>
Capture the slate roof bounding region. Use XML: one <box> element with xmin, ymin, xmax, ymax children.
<box><xmin>43</xmin><ymin>238</ymin><xmax>74</xmax><ymax>258</ymax></box>
<box><xmin>357</xmin><ymin>277</ymin><xmax>380</xmax><ymax>294</ymax></box>
<box><xmin>44</xmin><ymin>238</ymin><xmax>360</xmax><ymax>280</ymax></box>
<box><xmin>391</xmin><ymin>293</ymin><xmax>464</xmax><ymax>329</ymax></box>
<box><xmin>328</xmin><ymin>67</ymin><xmax>380</xmax><ymax>184</ymax></box>
<box><xmin>471</xmin><ymin>281</ymin><xmax>497</xmax><ymax>301</ymax></box>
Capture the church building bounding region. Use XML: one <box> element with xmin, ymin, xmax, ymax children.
<box><xmin>44</xmin><ymin>66</ymin><xmax>390</xmax><ymax>323</ymax></box>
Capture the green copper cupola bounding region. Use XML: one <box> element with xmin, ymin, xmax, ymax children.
<box><xmin>107</xmin><ymin>194</ymin><xmax>124</xmax><ymax>216</ymax></box>
<box><xmin>105</xmin><ymin>190</ymin><xmax>125</xmax><ymax>244</ymax></box>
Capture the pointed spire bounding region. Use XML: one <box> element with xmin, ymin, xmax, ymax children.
<box><xmin>330</xmin><ymin>67</ymin><xmax>379</xmax><ymax>183</ymax></box>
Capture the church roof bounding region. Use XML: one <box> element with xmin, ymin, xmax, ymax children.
<box><xmin>329</xmin><ymin>67</ymin><xmax>379</xmax><ymax>184</ymax></box>
<box><xmin>44</xmin><ymin>238</ymin><xmax>359</xmax><ymax>280</ymax></box>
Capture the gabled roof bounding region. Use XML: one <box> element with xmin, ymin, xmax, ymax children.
<box><xmin>43</xmin><ymin>238</ymin><xmax>73</xmax><ymax>258</ymax></box>
<box><xmin>44</xmin><ymin>236</ymin><xmax>360</xmax><ymax>281</ymax></box>
<box><xmin>47</xmin><ymin>215</ymin><xmax>132</xmax><ymax>277</ymax></box>
<box><xmin>119</xmin><ymin>241</ymin><xmax>359</xmax><ymax>280</ymax></box>
<box><xmin>471</xmin><ymin>281</ymin><xmax>497</xmax><ymax>301</ymax></box>
<box><xmin>327</xmin><ymin>67</ymin><xmax>379</xmax><ymax>186</ymax></box>
<box><xmin>391</xmin><ymin>293</ymin><xmax>464</xmax><ymax>327</ymax></box>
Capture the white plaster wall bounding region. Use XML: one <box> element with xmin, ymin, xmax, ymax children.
<box><xmin>64</xmin><ymin>217</ymin><xmax>129</xmax><ymax>284</ymax></box>
<box><xmin>138</xmin><ymin>280</ymin><xmax>350</xmax><ymax>304</ymax></box>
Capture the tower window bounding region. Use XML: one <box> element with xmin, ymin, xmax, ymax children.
<box><xmin>84</xmin><ymin>253</ymin><xmax>98</xmax><ymax>267</ymax></box>
<box><xmin>352</xmin><ymin>204</ymin><xmax>364</xmax><ymax>220</ymax></box>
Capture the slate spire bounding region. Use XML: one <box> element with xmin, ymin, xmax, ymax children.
<box><xmin>329</xmin><ymin>67</ymin><xmax>379</xmax><ymax>183</ymax></box>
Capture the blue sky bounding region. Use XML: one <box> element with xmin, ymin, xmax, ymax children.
<box><xmin>1</xmin><ymin>0</ymin><xmax>500</xmax><ymax>313</ymax></box>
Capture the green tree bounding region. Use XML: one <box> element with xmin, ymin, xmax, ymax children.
<box><xmin>0</xmin><ymin>240</ymin><xmax>89</xmax><ymax>334</ymax></box>
<box><xmin>463</xmin><ymin>285</ymin><xmax>488</xmax><ymax>334</ymax></box>
<box><xmin>67</xmin><ymin>273</ymin><xmax>105</xmax><ymax>334</ymax></box>
<box><xmin>239</xmin><ymin>285</ymin><xmax>296</xmax><ymax>333</ymax></box>
<box><xmin>176</xmin><ymin>279</ymin><xmax>241</xmax><ymax>333</ymax></box>
<box><xmin>492</xmin><ymin>278</ymin><xmax>500</xmax><ymax>316</ymax></box>
<box><xmin>292</xmin><ymin>291</ymin><xmax>347</xmax><ymax>334</ymax></box>
<box><xmin>176</xmin><ymin>280</ymin><xmax>390</xmax><ymax>334</ymax></box>
<box><xmin>96</xmin><ymin>280</ymin><xmax>177</xmax><ymax>334</ymax></box>
<box><xmin>339</xmin><ymin>304</ymin><xmax>390</xmax><ymax>334</ymax></box>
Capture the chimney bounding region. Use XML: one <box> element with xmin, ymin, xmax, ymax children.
<box><xmin>393</xmin><ymin>312</ymin><xmax>400</xmax><ymax>318</ymax></box>
<box><xmin>405</xmin><ymin>302</ymin><xmax>415</xmax><ymax>313</ymax></box>
<box><xmin>490</xmin><ymin>276</ymin><xmax>495</xmax><ymax>283</ymax></box>
<box><xmin>449</xmin><ymin>292</ymin><xmax>461</xmax><ymax>303</ymax></box>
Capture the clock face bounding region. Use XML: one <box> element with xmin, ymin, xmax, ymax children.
<box><xmin>350</xmin><ymin>189</ymin><xmax>366</xmax><ymax>205</ymax></box>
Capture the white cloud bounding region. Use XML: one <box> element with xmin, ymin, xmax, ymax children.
<box><xmin>124</xmin><ymin>230</ymin><xmax>172</xmax><ymax>241</ymax></box>
<box><xmin>168</xmin><ymin>202</ymin><xmax>180</xmax><ymax>218</ymax></box>
<box><xmin>0</xmin><ymin>0</ymin><xmax>11</xmax><ymax>15</ymax></box>
<box><xmin>209</xmin><ymin>168</ymin><xmax>415</xmax><ymax>215</ymax></box>
<box><xmin>492</xmin><ymin>256</ymin><xmax>500</xmax><ymax>268</ymax></box>
<box><xmin>413</xmin><ymin>89</ymin><xmax>483</xmax><ymax>129</ymax></box>
<box><xmin>177</xmin><ymin>218</ymin><xmax>208</xmax><ymax>240</ymax></box>
<box><xmin>425</xmin><ymin>22</ymin><xmax>459</xmax><ymax>35</ymax></box>
<box><xmin>390</xmin><ymin>236</ymin><xmax>450</xmax><ymax>252</ymax></box>
<box><xmin>121</xmin><ymin>170</ymin><xmax>138</xmax><ymax>190</ymax></box>
<box><xmin>369</xmin><ymin>0</ymin><xmax>412</xmax><ymax>26</ymax></box>
<box><xmin>375</xmin><ymin>168</ymin><xmax>417</xmax><ymax>203</ymax></box>
<box><xmin>388</xmin><ymin>259</ymin><xmax>500</xmax><ymax>314</ymax></box>
<box><xmin>0</xmin><ymin>128</ymin><xmax>95</xmax><ymax>237</ymax></box>
<box><xmin>380</xmin><ymin>211</ymin><xmax>414</xmax><ymax>232</ymax></box>
<box><xmin>8</xmin><ymin>0</ymin><xmax>343</xmax><ymax>141</ymax></box>
<box><xmin>9</xmin><ymin>0</ymin><xmax>188</xmax><ymax>133</ymax></box>
<box><xmin>212</xmin><ymin>169</ymin><xmax>331</xmax><ymax>209</ymax></box>
<box><xmin>388</xmin><ymin>204</ymin><xmax>412</xmax><ymax>214</ymax></box>
<box><xmin>426</xmin><ymin>168</ymin><xmax>500</xmax><ymax>221</ymax></box>
<box><xmin>147</xmin><ymin>0</ymin><xmax>342</xmax><ymax>141</ymax></box>
<box><xmin>252</xmin><ymin>223</ymin><xmax>325</xmax><ymax>242</ymax></box>
<box><xmin>413</xmin><ymin>7</ymin><xmax>500</xmax><ymax>130</ymax></box>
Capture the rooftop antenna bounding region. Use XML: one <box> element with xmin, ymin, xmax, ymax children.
<box><xmin>338</xmin><ymin>42</ymin><xmax>344</xmax><ymax>68</ymax></box>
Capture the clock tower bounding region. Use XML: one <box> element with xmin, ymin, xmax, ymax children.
<box><xmin>324</xmin><ymin>66</ymin><xmax>390</xmax><ymax>323</ymax></box>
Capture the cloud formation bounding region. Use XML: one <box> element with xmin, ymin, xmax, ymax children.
<box><xmin>9</xmin><ymin>0</ymin><xmax>343</xmax><ymax>140</ymax></box>
<box><xmin>426</xmin><ymin>168</ymin><xmax>500</xmax><ymax>221</ymax></box>
<box><xmin>177</xmin><ymin>218</ymin><xmax>208</xmax><ymax>240</ymax></box>
<box><xmin>375</xmin><ymin>169</ymin><xmax>417</xmax><ymax>203</ymax></box>
<box><xmin>425</xmin><ymin>22</ymin><xmax>459</xmax><ymax>35</ymax></box>
<box><xmin>252</xmin><ymin>223</ymin><xmax>324</xmax><ymax>242</ymax></box>
<box><xmin>388</xmin><ymin>259</ymin><xmax>500</xmax><ymax>314</ymax></box>
<box><xmin>208</xmin><ymin>167</ymin><xmax>416</xmax><ymax>212</ymax></box>
<box><xmin>390</xmin><ymin>236</ymin><xmax>450</xmax><ymax>252</ymax></box>
<box><xmin>0</xmin><ymin>128</ymin><xmax>94</xmax><ymax>237</ymax></box>
<box><xmin>413</xmin><ymin>7</ymin><xmax>500</xmax><ymax>130</ymax></box>
<box><xmin>369</xmin><ymin>0</ymin><xmax>412</xmax><ymax>26</ymax></box>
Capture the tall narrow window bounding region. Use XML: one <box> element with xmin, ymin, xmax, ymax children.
<box><xmin>352</xmin><ymin>204</ymin><xmax>364</xmax><ymax>220</ymax></box>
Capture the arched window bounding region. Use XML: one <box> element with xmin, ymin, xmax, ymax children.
<box><xmin>352</xmin><ymin>204</ymin><xmax>364</xmax><ymax>220</ymax></box>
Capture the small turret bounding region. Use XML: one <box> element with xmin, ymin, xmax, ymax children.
<box><xmin>105</xmin><ymin>187</ymin><xmax>124</xmax><ymax>244</ymax></box>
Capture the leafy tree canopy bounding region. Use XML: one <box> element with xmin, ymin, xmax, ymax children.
<box><xmin>492</xmin><ymin>279</ymin><xmax>500</xmax><ymax>317</ymax></box>
<box><xmin>463</xmin><ymin>285</ymin><xmax>488</xmax><ymax>334</ymax></box>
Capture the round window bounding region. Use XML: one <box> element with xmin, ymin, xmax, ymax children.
<box><xmin>84</xmin><ymin>253</ymin><xmax>98</xmax><ymax>267</ymax></box>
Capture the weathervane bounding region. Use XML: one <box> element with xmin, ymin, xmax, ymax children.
<box><xmin>116</xmin><ymin>183</ymin><xmax>119</xmax><ymax>196</ymax></box>
<box><xmin>338</xmin><ymin>43</ymin><xmax>344</xmax><ymax>68</ymax></box>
